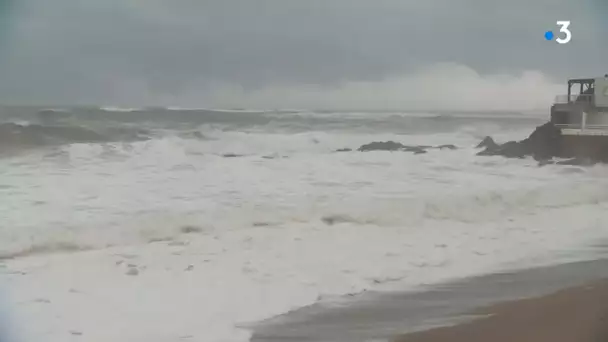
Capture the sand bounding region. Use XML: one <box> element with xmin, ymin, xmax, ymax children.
<box><xmin>396</xmin><ymin>280</ymin><xmax>608</xmax><ymax>342</ymax></box>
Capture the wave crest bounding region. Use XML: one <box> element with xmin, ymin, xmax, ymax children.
<box><xmin>0</xmin><ymin>122</ymin><xmax>150</xmax><ymax>149</ymax></box>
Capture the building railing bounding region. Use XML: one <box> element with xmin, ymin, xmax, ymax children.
<box><xmin>554</xmin><ymin>94</ymin><xmax>594</xmax><ymax>104</ymax></box>
<box><xmin>555</xmin><ymin>123</ymin><xmax>608</xmax><ymax>129</ymax></box>
<box><xmin>554</xmin><ymin>108</ymin><xmax>608</xmax><ymax>131</ymax></box>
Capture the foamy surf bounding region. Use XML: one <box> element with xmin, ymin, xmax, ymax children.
<box><xmin>2</xmin><ymin>109</ymin><xmax>608</xmax><ymax>342</ymax></box>
<box><xmin>99</xmin><ymin>106</ymin><xmax>142</xmax><ymax>112</ymax></box>
<box><xmin>4</xmin><ymin>200</ymin><xmax>608</xmax><ymax>342</ymax></box>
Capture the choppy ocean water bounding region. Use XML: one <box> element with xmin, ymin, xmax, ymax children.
<box><xmin>1</xmin><ymin>106</ymin><xmax>608</xmax><ymax>342</ymax></box>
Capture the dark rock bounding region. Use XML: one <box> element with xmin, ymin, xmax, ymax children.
<box><xmin>477</xmin><ymin>141</ymin><xmax>526</xmax><ymax>158</ymax></box>
<box><xmin>521</xmin><ymin>122</ymin><xmax>562</xmax><ymax>160</ymax></box>
<box><xmin>335</xmin><ymin>148</ymin><xmax>353</xmax><ymax>152</ymax></box>
<box><xmin>356</xmin><ymin>141</ymin><xmax>455</xmax><ymax>154</ymax></box>
<box><xmin>476</xmin><ymin>149</ymin><xmax>493</xmax><ymax>156</ymax></box>
<box><xmin>402</xmin><ymin>146</ymin><xmax>427</xmax><ymax>154</ymax></box>
<box><xmin>438</xmin><ymin>144</ymin><xmax>457</xmax><ymax>150</ymax></box>
<box><xmin>476</xmin><ymin>122</ymin><xmax>563</xmax><ymax>160</ymax></box>
<box><xmin>537</xmin><ymin>159</ymin><xmax>555</xmax><ymax>167</ymax></box>
<box><xmin>358</xmin><ymin>141</ymin><xmax>406</xmax><ymax>152</ymax></box>
<box><xmin>476</xmin><ymin>136</ymin><xmax>499</xmax><ymax>149</ymax></box>
<box><xmin>476</xmin><ymin>145</ymin><xmax>500</xmax><ymax>156</ymax></box>
<box><xmin>222</xmin><ymin>153</ymin><xmax>244</xmax><ymax>158</ymax></box>
<box><xmin>500</xmin><ymin>141</ymin><xmax>528</xmax><ymax>158</ymax></box>
<box><xmin>262</xmin><ymin>154</ymin><xmax>288</xmax><ymax>159</ymax></box>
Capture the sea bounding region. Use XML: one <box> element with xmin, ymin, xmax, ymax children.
<box><xmin>2</xmin><ymin>106</ymin><xmax>608</xmax><ymax>342</ymax></box>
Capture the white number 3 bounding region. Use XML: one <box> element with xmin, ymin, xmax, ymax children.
<box><xmin>556</xmin><ymin>21</ymin><xmax>572</xmax><ymax>44</ymax></box>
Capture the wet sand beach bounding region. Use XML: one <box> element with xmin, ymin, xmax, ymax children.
<box><xmin>396</xmin><ymin>279</ymin><xmax>608</xmax><ymax>342</ymax></box>
<box><xmin>249</xmin><ymin>257</ymin><xmax>608</xmax><ymax>342</ymax></box>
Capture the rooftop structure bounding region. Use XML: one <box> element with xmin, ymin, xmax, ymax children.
<box><xmin>551</xmin><ymin>75</ymin><xmax>608</xmax><ymax>136</ymax></box>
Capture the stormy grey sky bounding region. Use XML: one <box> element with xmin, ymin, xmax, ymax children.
<box><xmin>0</xmin><ymin>0</ymin><xmax>605</xmax><ymax>109</ymax></box>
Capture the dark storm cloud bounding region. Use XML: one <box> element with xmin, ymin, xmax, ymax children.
<box><xmin>0</xmin><ymin>0</ymin><xmax>604</xmax><ymax>106</ymax></box>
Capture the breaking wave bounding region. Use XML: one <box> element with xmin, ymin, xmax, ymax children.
<box><xmin>99</xmin><ymin>106</ymin><xmax>142</xmax><ymax>112</ymax></box>
<box><xmin>0</xmin><ymin>122</ymin><xmax>151</xmax><ymax>149</ymax></box>
<box><xmin>4</xmin><ymin>178</ymin><xmax>608</xmax><ymax>261</ymax></box>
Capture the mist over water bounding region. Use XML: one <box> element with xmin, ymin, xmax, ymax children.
<box><xmin>0</xmin><ymin>0</ymin><xmax>598</xmax><ymax>107</ymax></box>
<box><xmin>203</xmin><ymin>65</ymin><xmax>562</xmax><ymax>112</ymax></box>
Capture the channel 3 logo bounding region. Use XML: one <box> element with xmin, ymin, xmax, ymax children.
<box><xmin>544</xmin><ymin>21</ymin><xmax>571</xmax><ymax>44</ymax></box>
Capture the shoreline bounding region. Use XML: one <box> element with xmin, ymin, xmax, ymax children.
<box><xmin>396</xmin><ymin>279</ymin><xmax>608</xmax><ymax>342</ymax></box>
<box><xmin>249</xmin><ymin>257</ymin><xmax>608</xmax><ymax>342</ymax></box>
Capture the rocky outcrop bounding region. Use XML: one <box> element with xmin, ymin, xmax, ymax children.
<box><xmin>358</xmin><ymin>141</ymin><xmax>407</xmax><ymax>152</ymax></box>
<box><xmin>340</xmin><ymin>121</ymin><xmax>606</xmax><ymax>166</ymax></box>
<box><xmin>475</xmin><ymin>121</ymin><xmax>608</xmax><ymax>165</ymax></box>
<box><xmin>476</xmin><ymin>136</ymin><xmax>500</xmax><ymax>150</ymax></box>
<box><xmin>356</xmin><ymin>141</ymin><xmax>457</xmax><ymax>154</ymax></box>
<box><xmin>520</xmin><ymin>121</ymin><xmax>562</xmax><ymax>160</ymax></box>
<box><xmin>438</xmin><ymin>144</ymin><xmax>457</xmax><ymax>150</ymax></box>
<box><xmin>476</xmin><ymin>122</ymin><xmax>562</xmax><ymax>161</ymax></box>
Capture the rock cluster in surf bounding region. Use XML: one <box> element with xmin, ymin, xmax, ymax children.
<box><xmin>475</xmin><ymin>122</ymin><xmax>561</xmax><ymax>161</ymax></box>
<box><xmin>476</xmin><ymin>122</ymin><xmax>603</xmax><ymax>166</ymax></box>
<box><xmin>336</xmin><ymin>142</ymin><xmax>457</xmax><ymax>154</ymax></box>
<box><xmin>348</xmin><ymin>121</ymin><xmax>606</xmax><ymax>166</ymax></box>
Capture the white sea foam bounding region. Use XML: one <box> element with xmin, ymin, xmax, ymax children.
<box><xmin>164</xmin><ymin>106</ymin><xmax>268</xmax><ymax>113</ymax></box>
<box><xmin>2</xmin><ymin>117</ymin><xmax>608</xmax><ymax>342</ymax></box>
<box><xmin>99</xmin><ymin>106</ymin><xmax>141</xmax><ymax>112</ymax></box>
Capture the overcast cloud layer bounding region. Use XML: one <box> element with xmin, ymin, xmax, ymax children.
<box><xmin>0</xmin><ymin>0</ymin><xmax>605</xmax><ymax>110</ymax></box>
